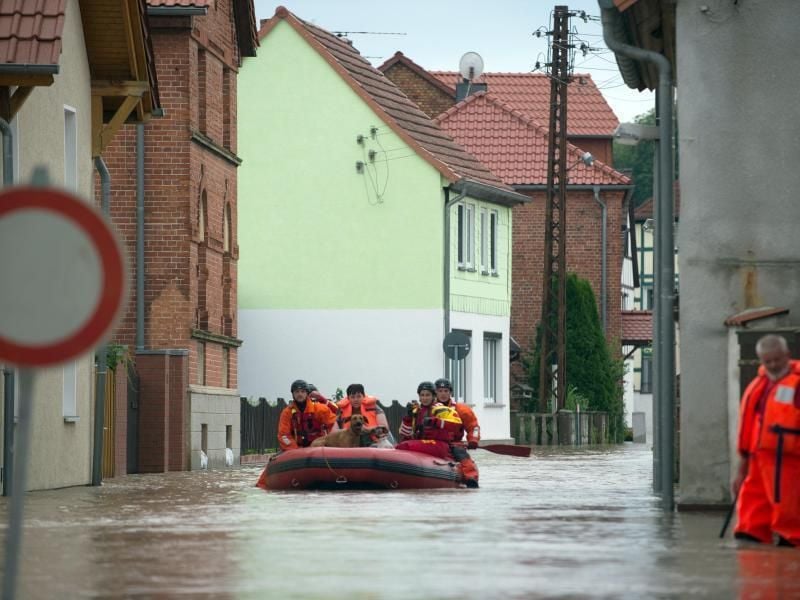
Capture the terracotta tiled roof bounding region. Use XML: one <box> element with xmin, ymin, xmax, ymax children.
<box><xmin>259</xmin><ymin>7</ymin><xmax>522</xmax><ymax>197</ymax></box>
<box><xmin>431</xmin><ymin>71</ymin><xmax>619</xmax><ymax>137</ymax></box>
<box><xmin>634</xmin><ymin>182</ymin><xmax>681</xmax><ymax>220</ymax></box>
<box><xmin>0</xmin><ymin>0</ymin><xmax>65</xmax><ymax>66</ymax></box>
<box><xmin>724</xmin><ymin>307</ymin><xmax>789</xmax><ymax>327</ymax></box>
<box><xmin>435</xmin><ymin>91</ymin><xmax>630</xmax><ymax>187</ymax></box>
<box><xmin>621</xmin><ymin>310</ymin><xmax>652</xmax><ymax>345</ymax></box>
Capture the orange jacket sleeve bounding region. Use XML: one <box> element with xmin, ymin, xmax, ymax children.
<box><xmin>277</xmin><ymin>406</ymin><xmax>298</xmax><ymax>451</ymax></box>
<box><xmin>456</xmin><ymin>404</ymin><xmax>481</xmax><ymax>443</ymax></box>
<box><xmin>313</xmin><ymin>401</ymin><xmax>338</xmax><ymax>432</ymax></box>
<box><xmin>737</xmin><ymin>376</ymin><xmax>766</xmax><ymax>457</ymax></box>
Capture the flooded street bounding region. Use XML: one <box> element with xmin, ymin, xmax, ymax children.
<box><xmin>1</xmin><ymin>444</ymin><xmax>799</xmax><ymax>599</ymax></box>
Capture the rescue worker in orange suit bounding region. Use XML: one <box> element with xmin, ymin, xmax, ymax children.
<box><xmin>396</xmin><ymin>381</ymin><xmax>477</xmax><ymax>486</ymax></box>
<box><xmin>337</xmin><ymin>383</ymin><xmax>395</xmax><ymax>444</ymax></box>
<box><xmin>434</xmin><ymin>378</ymin><xmax>480</xmax><ymax>487</ymax></box>
<box><xmin>277</xmin><ymin>379</ymin><xmax>338</xmax><ymax>451</ymax></box>
<box><xmin>734</xmin><ymin>334</ymin><xmax>800</xmax><ymax>546</ymax></box>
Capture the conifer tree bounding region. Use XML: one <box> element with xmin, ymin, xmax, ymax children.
<box><xmin>525</xmin><ymin>273</ymin><xmax>625</xmax><ymax>442</ymax></box>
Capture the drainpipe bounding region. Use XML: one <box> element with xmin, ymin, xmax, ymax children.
<box><xmin>443</xmin><ymin>186</ymin><xmax>468</xmax><ymax>339</ymax></box>
<box><xmin>136</xmin><ymin>124</ymin><xmax>145</xmax><ymax>351</ymax></box>
<box><xmin>92</xmin><ymin>156</ymin><xmax>111</xmax><ymax>486</ymax></box>
<box><xmin>600</xmin><ymin>1</ymin><xmax>675</xmax><ymax>511</ymax></box>
<box><xmin>0</xmin><ymin>117</ymin><xmax>13</xmax><ymax>497</ymax></box>
<box><xmin>591</xmin><ymin>185</ymin><xmax>607</xmax><ymax>333</ymax></box>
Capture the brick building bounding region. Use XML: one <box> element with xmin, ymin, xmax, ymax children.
<box><xmin>102</xmin><ymin>0</ymin><xmax>257</xmax><ymax>473</ymax></box>
<box><xmin>381</xmin><ymin>57</ymin><xmax>632</xmax><ymax>383</ymax></box>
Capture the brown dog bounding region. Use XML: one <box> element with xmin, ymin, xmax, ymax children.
<box><xmin>311</xmin><ymin>414</ymin><xmax>368</xmax><ymax>448</ymax></box>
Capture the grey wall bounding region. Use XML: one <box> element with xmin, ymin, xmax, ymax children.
<box><xmin>677</xmin><ymin>0</ymin><xmax>800</xmax><ymax>505</ymax></box>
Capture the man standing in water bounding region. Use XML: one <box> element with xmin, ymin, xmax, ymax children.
<box><xmin>734</xmin><ymin>334</ymin><xmax>800</xmax><ymax>546</ymax></box>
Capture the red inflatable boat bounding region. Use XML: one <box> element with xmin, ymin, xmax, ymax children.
<box><xmin>256</xmin><ymin>446</ymin><xmax>465</xmax><ymax>490</ymax></box>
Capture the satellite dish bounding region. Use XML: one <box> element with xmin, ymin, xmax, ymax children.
<box><xmin>458</xmin><ymin>51</ymin><xmax>484</xmax><ymax>81</ymax></box>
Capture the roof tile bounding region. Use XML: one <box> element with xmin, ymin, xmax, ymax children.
<box><xmin>0</xmin><ymin>0</ymin><xmax>64</xmax><ymax>66</ymax></box>
<box><xmin>435</xmin><ymin>91</ymin><xmax>630</xmax><ymax>186</ymax></box>
<box><xmin>621</xmin><ymin>310</ymin><xmax>653</xmax><ymax>344</ymax></box>
<box><xmin>431</xmin><ymin>71</ymin><xmax>619</xmax><ymax>137</ymax></box>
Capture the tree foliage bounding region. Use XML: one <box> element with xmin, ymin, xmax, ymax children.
<box><xmin>613</xmin><ymin>109</ymin><xmax>655</xmax><ymax>206</ymax></box>
<box><xmin>524</xmin><ymin>273</ymin><xmax>625</xmax><ymax>442</ymax></box>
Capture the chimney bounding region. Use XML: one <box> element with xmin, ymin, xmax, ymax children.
<box><xmin>455</xmin><ymin>79</ymin><xmax>487</xmax><ymax>102</ymax></box>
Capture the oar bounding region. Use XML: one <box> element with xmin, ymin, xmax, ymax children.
<box><xmin>478</xmin><ymin>444</ymin><xmax>532</xmax><ymax>458</ymax></box>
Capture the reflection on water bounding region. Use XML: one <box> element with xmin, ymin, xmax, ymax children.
<box><xmin>0</xmin><ymin>445</ymin><xmax>798</xmax><ymax>599</ymax></box>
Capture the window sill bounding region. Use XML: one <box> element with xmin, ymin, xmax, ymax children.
<box><xmin>483</xmin><ymin>403</ymin><xmax>506</xmax><ymax>409</ymax></box>
<box><xmin>63</xmin><ymin>416</ymin><xmax>80</xmax><ymax>423</ymax></box>
<box><xmin>480</xmin><ymin>270</ymin><xmax>490</xmax><ymax>276</ymax></box>
<box><xmin>491</xmin><ymin>272</ymin><xmax>499</xmax><ymax>278</ymax></box>
<box><xmin>457</xmin><ymin>265</ymin><xmax>477</xmax><ymax>272</ymax></box>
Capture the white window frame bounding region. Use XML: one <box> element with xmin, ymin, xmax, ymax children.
<box><xmin>490</xmin><ymin>210</ymin><xmax>499</xmax><ymax>275</ymax></box>
<box><xmin>457</xmin><ymin>202</ymin><xmax>475</xmax><ymax>270</ymax></box>
<box><xmin>479</xmin><ymin>208</ymin><xmax>488</xmax><ymax>274</ymax></box>
<box><xmin>483</xmin><ymin>334</ymin><xmax>500</xmax><ymax>403</ymax></box>
<box><xmin>63</xmin><ymin>106</ymin><xmax>77</xmax><ymax>191</ymax></box>
<box><xmin>62</xmin><ymin>361</ymin><xmax>77</xmax><ymax>418</ymax></box>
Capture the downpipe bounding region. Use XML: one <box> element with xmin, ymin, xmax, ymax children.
<box><xmin>591</xmin><ymin>186</ymin><xmax>607</xmax><ymax>332</ymax></box>
<box><xmin>0</xmin><ymin>117</ymin><xmax>13</xmax><ymax>497</ymax></box>
<box><xmin>600</xmin><ymin>2</ymin><xmax>675</xmax><ymax>511</ymax></box>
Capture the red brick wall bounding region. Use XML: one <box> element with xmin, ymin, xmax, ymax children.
<box><xmin>511</xmin><ymin>189</ymin><xmax>626</xmax><ymax>381</ymax></box>
<box><xmin>100</xmin><ymin>6</ymin><xmax>243</xmax><ymax>471</ymax></box>
<box><xmin>382</xmin><ymin>63</ymin><xmax>455</xmax><ymax>118</ymax></box>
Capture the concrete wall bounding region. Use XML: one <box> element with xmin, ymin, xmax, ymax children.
<box><xmin>677</xmin><ymin>0</ymin><xmax>800</xmax><ymax>505</ymax></box>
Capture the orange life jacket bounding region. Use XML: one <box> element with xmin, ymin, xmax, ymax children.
<box><xmin>337</xmin><ymin>395</ymin><xmax>380</xmax><ymax>429</ymax></box>
<box><xmin>759</xmin><ymin>367</ymin><xmax>800</xmax><ymax>456</ymax></box>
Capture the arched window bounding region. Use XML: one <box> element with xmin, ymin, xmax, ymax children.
<box><xmin>223</xmin><ymin>202</ymin><xmax>231</xmax><ymax>252</ymax></box>
<box><xmin>199</xmin><ymin>190</ymin><xmax>207</xmax><ymax>241</ymax></box>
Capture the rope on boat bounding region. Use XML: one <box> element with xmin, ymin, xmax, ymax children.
<box><xmin>320</xmin><ymin>447</ymin><xmax>348</xmax><ymax>484</ymax></box>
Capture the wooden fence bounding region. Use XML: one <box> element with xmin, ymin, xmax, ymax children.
<box><xmin>240</xmin><ymin>398</ymin><xmax>407</xmax><ymax>453</ymax></box>
<box><xmin>512</xmin><ymin>411</ymin><xmax>609</xmax><ymax>445</ymax></box>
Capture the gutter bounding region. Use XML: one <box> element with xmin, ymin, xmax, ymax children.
<box><xmin>0</xmin><ymin>117</ymin><xmax>13</xmax><ymax>497</ymax></box>
<box><xmin>0</xmin><ymin>64</ymin><xmax>59</xmax><ymax>75</ymax></box>
<box><xmin>92</xmin><ymin>157</ymin><xmax>111</xmax><ymax>486</ymax></box>
<box><xmin>450</xmin><ymin>178</ymin><xmax>530</xmax><ymax>207</ymax></box>
<box><xmin>600</xmin><ymin>0</ymin><xmax>675</xmax><ymax>511</ymax></box>
<box><xmin>147</xmin><ymin>6</ymin><xmax>208</xmax><ymax>16</ymax></box>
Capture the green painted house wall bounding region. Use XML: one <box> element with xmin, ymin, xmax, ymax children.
<box><xmin>238</xmin><ymin>21</ymin><xmax>445</xmax><ymax>310</ymax></box>
<box><xmin>449</xmin><ymin>200</ymin><xmax>512</xmax><ymax>317</ymax></box>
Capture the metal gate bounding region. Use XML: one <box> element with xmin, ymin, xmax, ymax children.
<box><xmin>101</xmin><ymin>369</ymin><xmax>115</xmax><ymax>478</ymax></box>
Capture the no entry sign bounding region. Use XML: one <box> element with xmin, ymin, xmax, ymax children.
<box><xmin>0</xmin><ymin>187</ymin><xmax>126</xmax><ymax>367</ymax></box>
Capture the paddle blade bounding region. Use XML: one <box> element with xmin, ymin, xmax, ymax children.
<box><xmin>480</xmin><ymin>444</ymin><xmax>532</xmax><ymax>458</ymax></box>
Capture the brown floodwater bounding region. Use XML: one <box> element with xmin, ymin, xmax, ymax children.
<box><xmin>1</xmin><ymin>444</ymin><xmax>799</xmax><ymax>599</ymax></box>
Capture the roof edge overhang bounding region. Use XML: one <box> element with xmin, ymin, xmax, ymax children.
<box><xmin>513</xmin><ymin>184</ymin><xmax>635</xmax><ymax>192</ymax></box>
<box><xmin>452</xmin><ymin>178</ymin><xmax>531</xmax><ymax>207</ymax></box>
<box><xmin>147</xmin><ymin>6</ymin><xmax>208</xmax><ymax>16</ymax></box>
<box><xmin>266</xmin><ymin>8</ymin><xmax>460</xmax><ymax>184</ymax></box>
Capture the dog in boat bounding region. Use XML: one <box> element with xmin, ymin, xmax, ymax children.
<box><xmin>310</xmin><ymin>414</ymin><xmax>390</xmax><ymax>448</ymax></box>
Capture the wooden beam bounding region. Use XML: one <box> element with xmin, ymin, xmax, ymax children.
<box><xmin>9</xmin><ymin>86</ymin><xmax>33</xmax><ymax>119</ymax></box>
<box><xmin>91</xmin><ymin>80</ymin><xmax>149</xmax><ymax>97</ymax></box>
<box><xmin>92</xmin><ymin>95</ymin><xmax>104</xmax><ymax>157</ymax></box>
<box><xmin>99</xmin><ymin>94</ymin><xmax>140</xmax><ymax>151</ymax></box>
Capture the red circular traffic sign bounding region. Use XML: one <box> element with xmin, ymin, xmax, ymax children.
<box><xmin>0</xmin><ymin>187</ymin><xmax>126</xmax><ymax>366</ymax></box>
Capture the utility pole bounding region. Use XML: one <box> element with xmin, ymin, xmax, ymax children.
<box><xmin>538</xmin><ymin>5</ymin><xmax>572</xmax><ymax>413</ymax></box>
